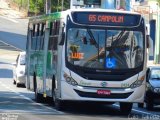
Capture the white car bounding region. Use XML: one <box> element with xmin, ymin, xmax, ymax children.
<box><xmin>13</xmin><ymin>51</ymin><xmax>26</xmax><ymax>87</ymax></box>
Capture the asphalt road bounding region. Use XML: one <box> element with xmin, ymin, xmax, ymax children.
<box><xmin>0</xmin><ymin>15</ymin><xmax>27</xmax><ymax>50</ymax></box>
<box><xmin>0</xmin><ymin>11</ymin><xmax>160</xmax><ymax>120</ymax></box>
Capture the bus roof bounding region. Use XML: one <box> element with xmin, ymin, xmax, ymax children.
<box><xmin>29</xmin><ymin>9</ymin><xmax>142</xmax><ymax>23</ymax></box>
<box><xmin>68</xmin><ymin>8</ymin><xmax>141</xmax><ymax>15</ymax></box>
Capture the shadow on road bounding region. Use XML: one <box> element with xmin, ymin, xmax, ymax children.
<box><xmin>0</xmin><ymin>68</ymin><xmax>12</xmax><ymax>78</ymax></box>
<box><xmin>0</xmin><ymin>31</ymin><xmax>26</xmax><ymax>51</ymax></box>
<box><xmin>59</xmin><ymin>102</ymin><xmax>124</xmax><ymax>116</ymax></box>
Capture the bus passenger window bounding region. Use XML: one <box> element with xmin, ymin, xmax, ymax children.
<box><xmin>40</xmin><ymin>23</ymin><xmax>45</xmax><ymax>50</ymax></box>
<box><xmin>51</xmin><ymin>22</ymin><xmax>56</xmax><ymax>35</ymax></box>
<box><xmin>50</xmin><ymin>22</ymin><xmax>53</xmax><ymax>35</ymax></box>
<box><xmin>48</xmin><ymin>37</ymin><xmax>58</xmax><ymax>50</ymax></box>
<box><xmin>32</xmin><ymin>24</ymin><xmax>35</xmax><ymax>36</ymax></box>
<box><xmin>56</xmin><ymin>21</ymin><xmax>60</xmax><ymax>35</ymax></box>
<box><xmin>36</xmin><ymin>24</ymin><xmax>41</xmax><ymax>50</ymax></box>
<box><xmin>31</xmin><ymin>24</ymin><xmax>37</xmax><ymax>50</ymax></box>
<box><xmin>36</xmin><ymin>24</ymin><xmax>40</xmax><ymax>36</ymax></box>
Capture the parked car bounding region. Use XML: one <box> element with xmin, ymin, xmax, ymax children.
<box><xmin>138</xmin><ymin>66</ymin><xmax>160</xmax><ymax>110</ymax></box>
<box><xmin>13</xmin><ymin>51</ymin><xmax>26</xmax><ymax>87</ymax></box>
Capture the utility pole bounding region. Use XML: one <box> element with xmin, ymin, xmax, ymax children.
<box><xmin>46</xmin><ymin>0</ymin><xmax>51</xmax><ymax>14</ymax></box>
<box><xmin>27</xmin><ymin>0</ymin><xmax>30</xmax><ymax>16</ymax></box>
<box><xmin>62</xmin><ymin>0</ymin><xmax>64</xmax><ymax>11</ymax></box>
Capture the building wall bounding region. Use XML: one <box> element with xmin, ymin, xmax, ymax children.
<box><xmin>101</xmin><ymin>0</ymin><xmax>131</xmax><ymax>11</ymax></box>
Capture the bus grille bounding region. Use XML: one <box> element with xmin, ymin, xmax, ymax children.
<box><xmin>74</xmin><ymin>89</ymin><xmax>133</xmax><ymax>99</ymax></box>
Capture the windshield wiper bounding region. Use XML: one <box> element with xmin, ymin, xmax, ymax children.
<box><xmin>151</xmin><ymin>77</ymin><xmax>160</xmax><ymax>79</ymax></box>
<box><xmin>112</xmin><ymin>30</ymin><xmax>126</xmax><ymax>46</ymax></box>
<box><xmin>87</xmin><ymin>29</ymin><xmax>98</xmax><ymax>48</ymax></box>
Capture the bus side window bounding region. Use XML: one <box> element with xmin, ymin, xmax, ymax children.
<box><xmin>48</xmin><ymin>37</ymin><xmax>58</xmax><ymax>50</ymax></box>
<box><xmin>146</xmin><ymin>35</ymin><xmax>150</xmax><ymax>48</ymax></box>
<box><xmin>32</xmin><ymin>24</ymin><xmax>35</xmax><ymax>36</ymax></box>
<box><xmin>40</xmin><ymin>23</ymin><xmax>45</xmax><ymax>50</ymax></box>
<box><xmin>31</xmin><ymin>24</ymin><xmax>37</xmax><ymax>50</ymax></box>
<box><xmin>36</xmin><ymin>23</ymin><xmax>41</xmax><ymax>50</ymax></box>
<box><xmin>56</xmin><ymin>21</ymin><xmax>60</xmax><ymax>35</ymax></box>
<box><xmin>51</xmin><ymin>20</ymin><xmax>60</xmax><ymax>36</ymax></box>
<box><xmin>48</xmin><ymin>21</ymin><xmax>59</xmax><ymax>50</ymax></box>
<box><xmin>50</xmin><ymin>22</ymin><xmax>53</xmax><ymax>35</ymax></box>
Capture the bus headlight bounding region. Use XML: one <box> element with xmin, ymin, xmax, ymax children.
<box><xmin>63</xmin><ymin>73</ymin><xmax>78</xmax><ymax>86</ymax></box>
<box><xmin>130</xmin><ymin>76</ymin><xmax>145</xmax><ymax>89</ymax></box>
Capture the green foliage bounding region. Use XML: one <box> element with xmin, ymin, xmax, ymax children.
<box><xmin>29</xmin><ymin>0</ymin><xmax>45</xmax><ymax>14</ymax></box>
<box><xmin>12</xmin><ymin>0</ymin><xmax>70</xmax><ymax>15</ymax></box>
<box><xmin>51</xmin><ymin>0</ymin><xmax>70</xmax><ymax>12</ymax></box>
<box><xmin>148</xmin><ymin>0</ymin><xmax>160</xmax><ymax>5</ymax></box>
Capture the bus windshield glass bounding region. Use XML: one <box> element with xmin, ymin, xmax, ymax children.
<box><xmin>67</xmin><ymin>28</ymin><xmax>144</xmax><ymax>69</ymax></box>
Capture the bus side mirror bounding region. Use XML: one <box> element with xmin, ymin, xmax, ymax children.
<box><xmin>146</xmin><ymin>69</ymin><xmax>150</xmax><ymax>82</ymax></box>
<box><xmin>146</xmin><ymin>35</ymin><xmax>150</xmax><ymax>48</ymax></box>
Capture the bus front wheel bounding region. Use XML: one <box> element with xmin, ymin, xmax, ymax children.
<box><xmin>35</xmin><ymin>88</ymin><xmax>43</xmax><ymax>103</ymax></box>
<box><xmin>53</xmin><ymin>90</ymin><xmax>65</xmax><ymax>111</ymax></box>
<box><xmin>120</xmin><ymin>102</ymin><xmax>132</xmax><ymax>115</ymax></box>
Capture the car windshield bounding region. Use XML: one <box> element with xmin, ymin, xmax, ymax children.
<box><xmin>151</xmin><ymin>69</ymin><xmax>160</xmax><ymax>79</ymax></box>
<box><xmin>20</xmin><ymin>54</ymin><xmax>25</xmax><ymax>65</ymax></box>
<box><xmin>67</xmin><ymin>28</ymin><xmax>144</xmax><ymax>69</ymax></box>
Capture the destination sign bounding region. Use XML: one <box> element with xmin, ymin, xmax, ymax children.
<box><xmin>71</xmin><ymin>12</ymin><xmax>141</xmax><ymax>27</ymax></box>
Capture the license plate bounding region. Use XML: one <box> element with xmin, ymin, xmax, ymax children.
<box><xmin>97</xmin><ymin>90</ymin><xmax>111</xmax><ymax>95</ymax></box>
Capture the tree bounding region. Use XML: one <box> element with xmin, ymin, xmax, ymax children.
<box><xmin>51</xmin><ymin>0</ymin><xmax>70</xmax><ymax>12</ymax></box>
<box><xmin>11</xmin><ymin>0</ymin><xmax>70</xmax><ymax>15</ymax></box>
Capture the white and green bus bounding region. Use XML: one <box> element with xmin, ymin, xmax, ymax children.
<box><xmin>26</xmin><ymin>9</ymin><xmax>147</xmax><ymax>114</ymax></box>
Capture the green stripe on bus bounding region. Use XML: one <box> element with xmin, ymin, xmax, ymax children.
<box><xmin>29</xmin><ymin>12</ymin><xmax>61</xmax><ymax>23</ymax></box>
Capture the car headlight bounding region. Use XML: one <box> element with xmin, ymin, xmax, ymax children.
<box><xmin>154</xmin><ymin>88</ymin><xmax>160</xmax><ymax>93</ymax></box>
<box><xmin>130</xmin><ymin>75</ymin><xmax>145</xmax><ymax>89</ymax></box>
<box><xmin>63</xmin><ymin>73</ymin><xmax>78</xmax><ymax>86</ymax></box>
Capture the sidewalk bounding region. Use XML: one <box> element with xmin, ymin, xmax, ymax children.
<box><xmin>0</xmin><ymin>49</ymin><xmax>19</xmax><ymax>63</ymax></box>
<box><xmin>0</xmin><ymin>0</ymin><xmax>26</xmax><ymax>18</ymax></box>
<box><xmin>147</xmin><ymin>60</ymin><xmax>160</xmax><ymax>66</ymax></box>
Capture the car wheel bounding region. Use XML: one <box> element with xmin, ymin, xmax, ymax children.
<box><xmin>16</xmin><ymin>83</ymin><xmax>20</xmax><ymax>87</ymax></box>
<box><xmin>120</xmin><ymin>102</ymin><xmax>133</xmax><ymax>115</ymax></box>
<box><xmin>138</xmin><ymin>103</ymin><xmax>144</xmax><ymax>108</ymax></box>
<box><xmin>35</xmin><ymin>88</ymin><xmax>43</xmax><ymax>103</ymax></box>
<box><xmin>13</xmin><ymin>80</ymin><xmax>16</xmax><ymax>85</ymax></box>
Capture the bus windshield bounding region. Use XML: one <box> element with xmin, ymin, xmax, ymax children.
<box><xmin>67</xmin><ymin>28</ymin><xmax>144</xmax><ymax>69</ymax></box>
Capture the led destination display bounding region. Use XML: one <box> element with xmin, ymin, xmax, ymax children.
<box><xmin>72</xmin><ymin>12</ymin><xmax>141</xmax><ymax>27</ymax></box>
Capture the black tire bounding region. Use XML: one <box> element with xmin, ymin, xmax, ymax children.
<box><xmin>13</xmin><ymin>80</ymin><xmax>16</xmax><ymax>85</ymax></box>
<box><xmin>146</xmin><ymin>93</ymin><xmax>153</xmax><ymax>111</ymax></box>
<box><xmin>35</xmin><ymin>88</ymin><xmax>43</xmax><ymax>103</ymax></box>
<box><xmin>146</xmin><ymin>102</ymin><xmax>153</xmax><ymax>110</ymax></box>
<box><xmin>54</xmin><ymin>99</ymin><xmax>65</xmax><ymax>111</ymax></box>
<box><xmin>120</xmin><ymin>102</ymin><xmax>133</xmax><ymax>115</ymax></box>
<box><xmin>16</xmin><ymin>83</ymin><xmax>20</xmax><ymax>87</ymax></box>
<box><xmin>33</xmin><ymin>73</ymin><xmax>37</xmax><ymax>92</ymax></box>
<box><xmin>34</xmin><ymin>73</ymin><xmax>43</xmax><ymax>103</ymax></box>
<box><xmin>52</xmin><ymin>89</ymin><xmax>65</xmax><ymax>111</ymax></box>
<box><xmin>138</xmin><ymin>103</ymin><xmax>144</xmax><ymax>108</ymax></box>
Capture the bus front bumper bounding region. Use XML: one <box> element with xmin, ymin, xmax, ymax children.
<box><xmin>60</xmin><ymin>81</ymin><xmax>145</xmax><ymax>103</ymax></box>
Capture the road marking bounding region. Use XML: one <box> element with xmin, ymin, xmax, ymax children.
<box><xmin>113</xmin><ymin>104</ymin><xmax>155</xmax><ymax>115</ymax></box>
<box><xmin>0</xmin><ymin>40</ymin><xmax>22</xmax><ymax>51</ymax></box>
<box><xmin>0</xmin><ymin>81</ymin><xmax>64</xmax><ymax>114</ymax></box>
<box><xmin>0</xmin><ymin>16</ymin><xmax>18</xmax><ymax>23</ymax></box>
<box><xmin>0</xmin><ymin>110</ymin><xmax>62</xmax><ymax>115</ymax></box>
